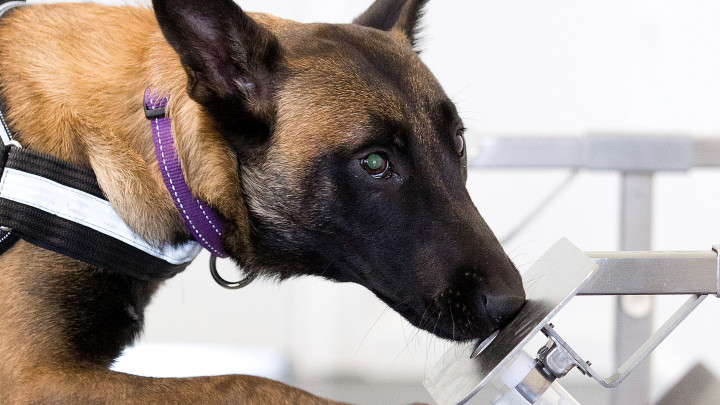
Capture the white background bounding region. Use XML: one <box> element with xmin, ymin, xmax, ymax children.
<box><xmin>31</xmin><ymin>0</ymin><xmax>720</xmax><ymax>403</ymax></box>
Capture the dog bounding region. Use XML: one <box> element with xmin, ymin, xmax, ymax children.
<box><xmin>0</xmin><ymin>0</ymin><xmax>526</xmax><ymax>403</ymax></box>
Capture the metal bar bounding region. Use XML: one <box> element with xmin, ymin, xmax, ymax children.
<box><xmin>586</xmin><ymin>135</ymin><xmax>691</xmax><ymax>171</ymax></box>
<box><xmin>619</xmin><ymin>173</ymin><xmax>653</xmax><ymax>253</ymax></box>
<box><xmin>693</xmin><ymin>139</ymin><xmax>720</xmax><ymax>167</ymax></box>
<box><xmin>613</xmin><ymin>172</ymin><xmax>654</xmax><ymax>405</ymax></box>
<box><xmin>468</xmin><ymin>135</ymin><xmax>720</xmax><ymax>170</ymax></box>
<box><xmin>577</xmin><ymin>251</ymin><xmax>719</xmax><ymax>295</ymax></box>
<box><xmin>469</xmin><ymin>137</ymin><xmax>584</xmax><ymax>169</ymax></box>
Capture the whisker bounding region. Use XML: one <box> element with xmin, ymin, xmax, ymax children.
<box><xmin>450</xmin><ymin>308</ymin><xmax>456</xmax><ymax>341</ymax></box>
<box><xmin>450</xmin><ymin>78</ymin><xmax>482</xmax><ymax>100</ymax></box>
<box><xmin>352</xmin><ymin>306</ymin><xmax>390</xmax><ymax>362</ymax></box>
<box><xmin>513</xmin><ymin>259</ymin><xmax>539</xmax><ymax>269</ymax></box>
<box><xmin>392</xmin><ymin>319</ymin><xmax>428</xmax><ymax>364</ymax></box>
<box><xmin>505</xmin><ymin>240</ymin><xmax>536</xmax><ymax>257</ymax></box>
<box><xmin>428</xmin><ymin>312</ymin><xmax>442</xmax><ymax>354</ymax></box>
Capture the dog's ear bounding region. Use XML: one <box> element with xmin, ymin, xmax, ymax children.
<box><xmin>152</xmin><ymin>0</ymin><xmax>281</xmax><ymax>122</ymax></box>
<box><xmin>353</xmin><ymin>0</ymin><xmax>428</xmax><ymax>47</ymax></box>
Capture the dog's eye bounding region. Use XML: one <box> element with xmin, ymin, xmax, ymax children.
<box><xmin>361</xmin><ymin>153</ymin><xmax>392</xmax><ymax>178</ymax></box>
<box><xmin>454</xmin><ymin>128</ymin><xmax>466</xmax><ymax>156</ymax></box>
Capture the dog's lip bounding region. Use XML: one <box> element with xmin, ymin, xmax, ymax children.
<box><xmin>426</xmin><ymin>318</ymin><xmax>497</xmax><ymax>342</ymax></box>
<box><xmin>385</xmin><ymin>297</ymin><xmax>496</xmax><ymax>342</ymax></box>
<box><xmin>367</xmin><ymin>283</ymin><xmax>501</xmax><ymax>341</ymax></box>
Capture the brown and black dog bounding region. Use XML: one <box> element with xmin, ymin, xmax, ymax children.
<box><xmin>0</xmin><ymin>0</ymin><xmax>525</xmax><ymax>403</ymax></box>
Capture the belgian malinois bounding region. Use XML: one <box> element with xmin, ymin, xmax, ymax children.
<box><xmin>0</xmin><ymin>0</ymin><xmax>526</xmax><ymax>403</ymax></box>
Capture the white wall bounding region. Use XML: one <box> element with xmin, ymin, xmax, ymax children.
<box><xmin>29</xmin><ymin>0</ymin><xmax>720</xmax><ymax>401</ymax></box>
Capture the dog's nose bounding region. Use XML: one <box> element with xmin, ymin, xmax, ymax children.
<box><xmin>482</xmin><ymin>290</ymin><xmax>526</xmax><ymax>329</ymax></box>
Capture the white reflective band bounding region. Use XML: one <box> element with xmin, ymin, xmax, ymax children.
<box><xmin>0</xmin><ymin>168</ymin><xmax>202</xmax><ymax>264</ymax></box>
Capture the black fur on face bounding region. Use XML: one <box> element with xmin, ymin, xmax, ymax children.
<box><xmin>242</xmin><ymin>115</ymin><xmax>525</xmax><ymax>341</ymax></box>
<box><xmin>238</xmin><ymin>24</ymin><xmax>525</xmax><ymax>340</ymax></box>
<box><xmin>154</xmin><ymin>0</ymin><xmax>526</xmax><ymax>342</ymax></box>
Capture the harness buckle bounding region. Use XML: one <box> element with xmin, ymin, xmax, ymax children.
<box><xmin>144</xmin><ymin>103</ymin><xmax>166</xmax><ymax>120</ymax></box>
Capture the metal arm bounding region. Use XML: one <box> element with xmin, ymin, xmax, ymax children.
<box><xmin>578</xmin><ymin>248</ymin><xmax>720</xmax><ymax>296</ymax></box>
<box><xmin>541</xmin><ymin>293</ymin><xmax>707</xmax><ymax>388</ymax></box>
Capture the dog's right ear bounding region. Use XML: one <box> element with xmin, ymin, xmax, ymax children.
<box><xmin>152</xmin><ymin>0</ymin><xmax>281</xmax><ymax>120</ymax></box>
<box><xmin>353</xmin><ymin>0</ymin><xmax>428</xmax><ymax>48</ymax></box>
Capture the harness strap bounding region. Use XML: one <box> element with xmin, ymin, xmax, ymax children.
<box><xmin>0</xmin><ymin>145</ymin><xmax>201</xmax><ymax>279</ymax></box>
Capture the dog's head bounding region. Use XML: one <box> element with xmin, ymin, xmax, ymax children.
<box><xmin>152</xmin><ymin>0</ymin><xmax>525</xmax><ymax>341</ymax></box>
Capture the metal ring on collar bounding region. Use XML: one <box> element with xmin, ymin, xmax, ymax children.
<box><xmin>209</xmin><ymin>254</ymin><xmax>256</xmax><ymax>289</ymax></box>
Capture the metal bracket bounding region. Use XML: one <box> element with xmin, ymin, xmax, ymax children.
<box><xmin>541</xmin><ymin>294</ymin><xmax>707</xmax><ymax>388</ymax></box>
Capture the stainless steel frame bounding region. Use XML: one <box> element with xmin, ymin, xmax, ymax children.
<box><xmin>469</xmin><ymin>134</ymin><xmax>720</xmax><ymax>405</ymax></box>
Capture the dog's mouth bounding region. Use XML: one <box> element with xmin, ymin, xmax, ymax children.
<box><xmin>375</xmin><ymin>291</ymin><xmax>500</xmax><ymax>342</ymax></box>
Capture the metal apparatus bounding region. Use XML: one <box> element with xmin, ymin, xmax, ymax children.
<box><xmin>468</xmin><ymin>134</ymin><xmax>720</xmax><ymax>404</ymax></box>
<box><xmin>424</xmin><ymin>238</ymin><xmax>718</xmax><ymax>405</ymax></box>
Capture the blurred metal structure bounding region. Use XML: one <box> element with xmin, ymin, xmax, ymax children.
<box><xmin>468</xmin><ymin>134</ymin><xmax>720</xmax><ymax>405</ymax></box>
<box><xmin>469</xmin><ymin>135</ymin><xmax>720</xmax><ymax>170</ymax></box>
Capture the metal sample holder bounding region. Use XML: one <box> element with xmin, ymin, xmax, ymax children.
<box><xmin>468</xmin><ymin>134</ymin><xmax>720</xmax><ymax>404</ymax></box>
<box><xmin>424</xmin><ymin>238</ymin><xmax>719</xmax><ymax>405</ymax></box>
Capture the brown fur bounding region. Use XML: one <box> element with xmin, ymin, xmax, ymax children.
<box><xmin>0</xmin><ymin>4</ymin><xmax>348</xmax><ymax>404</ymax></box>
<box><xmin>0</xmin><ymin>240</ymin><xmax>339</xmax><ymax>404</ymax></box>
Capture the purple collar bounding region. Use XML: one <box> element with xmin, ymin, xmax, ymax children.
<box><xmin>144</xmin><ymin>89</ymin><xmax>228</xmax><ymax>258</ymax></box>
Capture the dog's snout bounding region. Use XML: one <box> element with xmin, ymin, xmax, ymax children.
<box><xmin>457</xmin><ymin>257</ymin><xmax>526</xmax><ymax>332</ymax></box>
<box><xmin>481</xmin><ymin>291</ymin><xmax>526</xmax><ymax>329</ymax></box>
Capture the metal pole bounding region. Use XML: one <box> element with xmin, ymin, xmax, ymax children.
<box><xmin>579</xmin><ymin>250</ymin><xmax>719</xmax><ymax>295</ymax></box>
<box><xmin>613</xmin><ymin>172</ymin><xmax>654</xmax><ymax>405</ymax></box>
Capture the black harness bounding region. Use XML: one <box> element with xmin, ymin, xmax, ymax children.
<box><xmin>0</xmin><ymin>145</ymin><xmax>198</xmax><ymax>279</ymax></box>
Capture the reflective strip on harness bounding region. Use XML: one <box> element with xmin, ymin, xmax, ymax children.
<box><xmin>0</xmin><ymin>145</ymin><xmax>201</xmax><ymax>280</ymax></box>
<box><xmin>0</xmin><ymin>168</ymin><xmax>201</xmax><ymax>265</ymax></box>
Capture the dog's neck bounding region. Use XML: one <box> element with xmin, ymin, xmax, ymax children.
<box><xmin>0</xmin><ymin>4</ymin><xmax>252</xmax><ymax>260</ymax></box>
